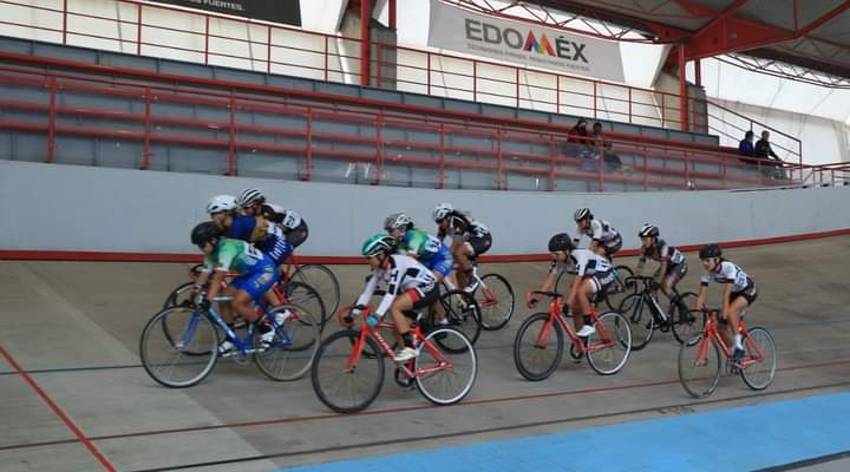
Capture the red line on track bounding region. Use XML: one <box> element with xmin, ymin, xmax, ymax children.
<box><xmin>0</xmin><ymin>344</ymin><xmax>117</xmax><ymax>472</ymax></box>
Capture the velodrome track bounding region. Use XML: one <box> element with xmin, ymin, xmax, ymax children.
<box><xmin>1</xmin><ymin>235</ymin><xmax>849</xmax><ymax>471</ymax></box>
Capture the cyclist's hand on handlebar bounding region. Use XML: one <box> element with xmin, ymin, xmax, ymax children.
<box><xmin>527</xmin><ymin>295</ymin><xmax>540</xmax><ymax>309</ymax></box>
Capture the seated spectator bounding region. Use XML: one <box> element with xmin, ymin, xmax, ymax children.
<box><xmin>738</xmin><ymin>130</ymin><xmax>755</xmax><ymax>157</ymax></box>
<box><xmin>755</xmin><ymin>130</ymin><xmax>785</xmax><ymax>179</ymax></box>
<box><xmin>568</xmin><ymin>118</ymin><xmax>591</xmax><ymax>146</ymax></box>
<box><xmin>591</xmin><ymin>122</ymin><xmax>622</xmax><ymax>172</ymax></box>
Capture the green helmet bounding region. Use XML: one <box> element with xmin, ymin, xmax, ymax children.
<box><xmin>362</xmin><ymin>233</ymin><xmax>397</xmax><ymax>256</ymax></box>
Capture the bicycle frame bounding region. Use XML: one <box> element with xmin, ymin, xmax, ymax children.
<box><xmin>529</xmin><ymin>291</ymin><xmax>615</xmax><ymax>354</ymax></box>
<box><xmin>627</xmin><ymin>277</ymin><xmax>670</xmax><ymax>324</ymax></box>
<box><xmin>693</xmin><ymin>310</ymin><xmax>765</xmax><ymax>369</ymax></box>
<box><xmin>445</xmin><ymin>265</ymin><xmax>497</xmax><ymax>307</ymax></box>
<box><xmin>341</xmin><ymin>306</ymin><xmax>454</xmax><ymax>379</ymax></box>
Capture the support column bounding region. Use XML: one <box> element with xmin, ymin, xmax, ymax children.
<box><xmin>694</xmin><ymin>58</ymin><xmax>702</xmax><ymax>87</ymax></box>
<box><xmin>678</xmin><ymin>45</ymin><xmax>689</xmax><ymax>132</ymax></box>
<box><xmin>360</xmin><ymin>0</ymin><xmax>371</xmax><ymax>87</ymax></box>
<box><xmin>389</xmin><ymin>0</ymin><xmax>397</xmax><ymax>31</ymax></box>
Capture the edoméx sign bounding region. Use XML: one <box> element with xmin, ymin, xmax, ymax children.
<box><xmin>428</xmin><ymin>0</ymin><xmax>624</xmax><ymax>82</ymax></box>
<box><xmin>150</xmin><ymin>0</ymin><xmax>301</xmax><ymax>26</ymax></box>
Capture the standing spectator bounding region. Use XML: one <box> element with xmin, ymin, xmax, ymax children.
<box><xmin>755</xmin><ymin>130</ymin><xmax>784</xmax><ymax>179</ymax></box>
<box><xmin>591</xmin><ymin>122</ymin><xmax>622</xmax><ymax>172</ymax></box>
<box><xmin>568</xmin><ymin>118</ymin><xmax>591</xmax><ymax>146</ymax></box>
<box><xmin>738</xmin><ymin>130</ymin><xmax>755</xmax><ymax>157</ymax></box>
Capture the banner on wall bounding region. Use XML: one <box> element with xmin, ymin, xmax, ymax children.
<box><xmin>428</xmin><ymin>0</ymin><xmax>624</xmax><ymax>82</ymax></box>
<box><xmin>150</xmin><ymin>0</ymin><xmax>301</xmax><ymax>26</ymax></box>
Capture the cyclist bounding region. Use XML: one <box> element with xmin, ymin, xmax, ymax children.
<box><xmin>353</xmin><ymin>234</ymin><xmax>439</xmax><ymax>363</ymax></box>
<box><xmin>432</xmin><ymin>203</ymin><xmax>491</xmax><ymax>292</ymax></box>
<box><xmin>528</xmin><ymin>233</ymin><xmax>615</xmax><ymax>338</ymax></box>
<box><xmin>384</xmin><ymin>212</ymin><xmax>453</xmax><ymax>282</ymax></box>
<box><xmin>573</xmin><ymin>208</ymin><xmax>622</xmax><ymax>260</ymax></box>
<box><xmin>236</xmin><ymin>188</ymin><xmax>309</xmax><ymax>249</ymax></box>
<box><xmin>208</xmin><ymin>194</ymin><xmax>293</xmax><ymax>272</ymax></box>
<box><xmin>635</xmin><ymin>224</ymin><xmax>688</xmax><ymax>303</ymax></box>
<box><xmin>190</xmin><ymin>221</ymin><xmax>283</xmax><ymax>351</ymax></box>
<box><xmin>695</xmin><ymin>244</ymin><xmax>757</xmax><ymax>363</ymax></box>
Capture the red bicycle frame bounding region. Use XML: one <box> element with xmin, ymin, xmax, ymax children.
<box><xmin>693</xmin><ymin>309</ymin><xmax>765</xmax><ymax>368</ymax></box>
<box><xmin>526</xmin><ymin>290</ymin><xmax>615</xmax><ymax>354</ymax></box>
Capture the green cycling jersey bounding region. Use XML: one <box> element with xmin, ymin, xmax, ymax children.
<box><xmin>203</xmin><ymin>238</ymin><xmax>272</xmax><ymax>274</ymax></box>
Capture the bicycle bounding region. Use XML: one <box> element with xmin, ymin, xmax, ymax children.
<box><xmin>282</xmin><ymin>259</ymin><xmax>340</xmax><ymax>320</ymax></box>
<box><xmin>555</xmin><ymin>264</ymin><xmax>634</xmax><ymax>312</ymax></box>
<box><xmin>310</xmin><ymin>305</ymin><xmax>478</xmax><ymax>413</ymax></box>
<box><xmin>140</xmin><ymin>293</ymin><xmax>321</xmax><ymax>388</ymax></box>
<box><xmin>447</xmin><ymin>264</ymin><xmax>515</xmax><ymax>331</ymax></box>
<box><xmin>513</xmin><ymin>290</ymin><xmax>632</xmax><ymax>380</ymax></box>
<box><xmin>677</xmin><ymin>308</ymin><xmax>777</xmax><ymax>398</ymax></box>
<box><xmin>617</xmin><ymin>275</ymin><xmax>698</xmax><ymax>349</ymax></box>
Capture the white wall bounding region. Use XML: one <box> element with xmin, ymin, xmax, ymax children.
<box><xmin>1</xmin><ymin>161</ymin><xmax>848</xmax><ymax>256</ymax></box>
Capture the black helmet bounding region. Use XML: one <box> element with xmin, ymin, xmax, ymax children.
<box><xmin>699</xmin><ymin>243</ymin><xmax>722</xmax><ymax>260</ymax></box>
<box><xmin>548</xmin><ymin>233</ymin><xmax>574</xmax><ymax>252</ymax></box>
<box><xmin>638</xmin><ymin>224</ymin><xmax>659</xmax><ymax>238</ymax></box>
<box><xmin>191</xmin><ymin>221</ymin><xmax>222</xmax><ymax>246</ymax></box>
<box><xmin>574</xmin><ymin>208</ymin><xmax>592</xmax><ymax>222</ymax></box>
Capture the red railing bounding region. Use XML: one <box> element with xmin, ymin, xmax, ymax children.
<box><xmin>0</xmin><ymin>0</ymin><xmax>801</xmax><ymax>166</ymax></box>
<box><xmin>0</xmin><ymin>64</ymin><xmax>813</xmax><ymax>192</ymax></box>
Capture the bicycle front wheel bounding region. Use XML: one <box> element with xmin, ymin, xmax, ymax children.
<box><xmin>670</xmin><ymin>293</ymin><xmax>701</xmax><ymax>344</ymax></box>
<box><xmin>311</xmin><ymin>330</ymin><xmax>385</xmax><ymax>413</ymax></box>
<box><xmin>740</xmin><ymin>327</ymin><xmax>777</xmax><ymax>391</ymax></box>
<box><xmin>618</xmin><ymin>293</ymin><xmax>653</xmax><ymax>351</ymax></box>
<box><xmin>604</xmin><ymin>265</ymin><xmax>635</xmax><ymax>312</ymax></box>
<box><xmin>513</xmin><ymin>313</ymin><xmax>564</xmax><ymax>381</ymax></box>
<box><xmin>476</xmin><ymin>273</ymin><xmax>515</xmax><ymax>331</ymax></box>
<box><xmin>291</xmin><ymin>264</ymin><xmax>340</xmax><ymax>319</ymax></box>
<box><xmin>281</xmin><ymin>281</ymin><xmax>327</xmax><ymax>331</ymax></box>
<box><xmin>415</xmin><ymin>327</ymin><xmax>478</xmax><ymax>405</ymax></box>
<box><xmin>433</xmin><ymin>289</ymin><xmax>482</xmax><ymax>351</ymax></box>
<box><xmin>140</xmin><ymin>307</ymin><xmax>218</xmax><ymax>388</ymax></box>
<box><xmin>587</xmin><ymin>312</ymin><xmax>631</xmax><ymax>375</ymax></box>
<box><xmin>255</xmin><ymin>304</ymin><xmax>320</xmax><ymax>381</ymax></box>
<box><xmin>678</xmin><ymin>335</ymin><xmax>721</xmax><ymax>398</ymax></box>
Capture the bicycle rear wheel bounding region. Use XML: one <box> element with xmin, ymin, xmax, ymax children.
<box><xmin>604</xmin><ymin>265</ymin><xmax>634</xmax><ymax>312</ymax></box>
<box><xmin>740</xmin><ymin>327</ymin><xmax>777</xmax><ymax>390</ymax></box>
<box><xmin>311</xmin><ymin>330</ymin><xmax>385</xmax><ymax>413</ymax></box>
<box><xmin>415</xmin><ymin>327</ymin><xmax>478</xmax><ymax>405</ymax></box>
<box><xmin>476</xmin><ymin>273</ymin><xmax>515</xmax><ymax>331</ymax></box>
<box><xmin>587</xmin><ymin>312</ymin><xmax>631</xmax><ymax>375</ymax></box>
<box><xmin>291</xmin><ymin>264</ymin><xmax>340</xmax><ymax>319</ymax></box>
<box><xmin>678</xmin><ymin>335</ymin><xmax>721</xmax><ymax>398</ymax></box>
<box><xmin>618</xmin><ymin>293</ymin><xmax>653</xmax><ymax>351</ymax></box>
<box><xmin>163</xmin><ymin>282</ymin><xmax>194</xmax><ymax>309</ymax></box>
<box><xmin>513</xmin><ymin>313</ymin><xmax>564</xmax><ymax>381</ymax></box>
<box><xmin>140</xmin><ymin>307</ymin><xmax>218</xmax><ymax>388</ymax></box>
<box><xmin>432</xmin><ymin>289</ymin><xmax>481</xmax><ymax>351</ymax></box>
<box><xmin>670</xmin><ymin>293</ymin><xmax>701</xmax><ymax>344</ymax></box>
<box><xmin>255</xmin><ymin>304</ymin><xmax>320</xmax><ymax>381</ymax></box>
<box><xmin>281</xmin><ymin>281</ymin><xmax>327</xmax><ymax>331</ymax></box>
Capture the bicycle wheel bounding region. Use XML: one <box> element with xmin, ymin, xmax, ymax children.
<box><xmin>604</xmin><ymin>265</ymin><xmax>635</xmax><ymax>312</ymax></box>
<box><xmin>255</xmin><ymin>304</ymin><xmax>320</xmax><ymax>381</ymax></box>
<box><xmin>311</xmin><ymin>329</ymin><xmax>385</xmax><ymax>413</ymax></box>
<box><xmin>291</xmin><ymin>264</ymin><xmax>340</xmax><ymax>319</ymax></box>
<box><xmin>140</xmin><ymin>307</ymin><xmax>218</xmax><ymax>388</ymax></box>
<box><xmin>476</xmin><ymin>273</ymin><xmax>515</xmax><ymax>331</ymax></box>
<box><xmin>587</xmin><ymin>312</ymin><xmax>632</xmax><ymax>375</ymax></box>
<box><xmin>432</xmin><ymin>289</ymin><xmax>481</xmax><ymax>351</ymax></box>
<box><xmin>678</xmin><ymin>334</ymin><xmax>721</xmax><ymax>398</ymax></box>
<box><xmin>740</xmin><ymin>327</ymin><xmax>777</xmax><ymax>391</ymax></box>
<box><xmin>162</xmin><ymin>281</ymin><xmax>194</xmax><ymax>309</ymax></box>
<box><xmin>281</xmin><ymin>281</ymin><xmax>327</xmax><ymax>331</ymax></box>
<box><xmin>618</xmin><ymin>293</ymin><xmax>653</xmax><ymax>351</ymax></box>
<box><xmin>415</xmin><ymin>327</ymin><xmax>478</xmax><ymax>405</ymax></box>
<box><xmin>670</xmin><ymin>293</ymin><xmax>701</xmax><ymax>344</ymax></box>
<box><xmin>513</xmin><ymin>313</ymin><xmax>564</xmax><ymax>381</ymax></box>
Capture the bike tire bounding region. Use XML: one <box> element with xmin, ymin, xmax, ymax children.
<box><xmin>670</xmin><ymin>292</ymin><xmax>701</xmax><ymax>345</ymax></box>
<box><xmin>604</xmin><ymin>265</ymin><xmax>635</xmax><ymax>312</ymax></box>
<box><xmin>476</xmin><ymin>273</ymin><xmax>515</xmax><ymax>331</ymax></box>
<box><xmin>291</xmin><ymin>264</ymin><xmax>340</xmax><ymax>320</ymax></box>
<box><xmin>587</xmin><ymin>312</ymin><xmax>632</xmax><ymax>375</ymax></box>
<box><xmin>281</xmin><ymin>281</ymin><xmax>327</xmax><ymax>332</ymax></box>
<box><xmin>415</xmin><ymin>327</ymin><xmax>478</xmax><ymax>405</ymax></box>
<box><xmin>513</xmin><ymin>313</ymin><xmax>564</xmax><ymax>381</ymax></box>
<box><xmin>618</xmin><ymin>293</ymin><xmax>653</xmax><ymax>351</ymax></box>
<box><xmin>311</xmin><ymin>329</ymin><xmax>385</xmax><ymax>413</ymax></box>
<box><xmin>431</xmin><ymin>289</ymin><xmax>482</xmax><ymax>352</ymax></box>
<box><xmin>140</xmin><ymin>307</ymin><xmax>218</xmax><ymax>388</ymax></box>
<box><xmin>255</xmin><ymin>304</ymin><xmax>321</xmax><ymax>381</ymax></box>
<box><xmin>740</xmin><ymin>327</ymin><xmax>777</xmax><ymax>391</ymax></box>
<box><xmin>678</xmin><ymin>334</ymin><xmax>721</xmax><ymax>398</ymax></box>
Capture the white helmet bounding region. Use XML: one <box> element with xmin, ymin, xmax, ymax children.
<box><xmin>236</xmin><ymin>188</ymin><xmax>264</xmax><ymax>208</ymax></box>
<box><xmin>206</xmin><ymin>195</ymin><xmax>237</xmax><ymax>214</ymax></box>
<box><xmin>432</xmin><ymin>203</ymin><xmax>453</xmax><ymax>222</ymax></box>
<box><xmin>574</xmin><ymin>207</ymin><xmax>592</xmax><ymax>222</ymax></box>
<box><xmin>384</xmin><ymin>212</ymin><xmax>413</xmax><ymax>232</ymax></box>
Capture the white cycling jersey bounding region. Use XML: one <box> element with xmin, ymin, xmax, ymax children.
<box><xmin>550</xmin><ymin>249</ymin><xmax>613</xmax><ymax>277</ymax></box>
<box><xmin>639</xmin><ymin>238</ymin><xmax>685</xmax><ymax>265</ymax></box>
<box><xmin>576</xmin><ymin>218</ymin><xmax>620</xmax><ymax>246</ymax></box>
<box><xmin>701</xmin><ymin>260</ymin><xmax>752</xmax><ymax>293</ymax></box>
<box><xmin>356</xmin><ymin>254</ymin><xmax>437</xmax><ymax>317</ymax></box>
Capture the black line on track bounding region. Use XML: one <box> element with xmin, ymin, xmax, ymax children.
<box><xmin>124</xmin><ymin>380</ymin><xmax>850</xmax><ymax>472</ymax></box>
<box><xmin>0</xmin><ymin>363</ymin><xmax>141</xmax><ymax>377</ymax></box>
<box><xmin>756</xmin><ymin>450</ymin><xmax>850</xmax><ymax>471</ymax></box>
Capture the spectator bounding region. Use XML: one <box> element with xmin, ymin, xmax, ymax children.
<box><xmin>568</xmin><ymin>118</ymin><xmax>591</xmax><ymax>146</ymax></box>
<box><xmin>755</xmin><ymin>130</ymin><xmax>785</xmax><ymax>179</ymax></box>
<box><xmin>591</xmin><ymin>122</ymin><xmax>622</xmax><ymax>172</ymax></box>
<box><xmin>738</xmin><ymin>130</ymin><xmax>755</xmax><ymax>157</ymax></box>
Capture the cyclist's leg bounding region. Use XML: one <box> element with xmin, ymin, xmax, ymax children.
<box><xmin>231</xmin><ymin>270</ymin><xmax>279</xmax><ymax>323</ymax></box>
<box><xmin>452</xmin><ymin>238</ymin><xmax>473</xmax><ymax>290</ymax></box>
<box><xmin>428</xmin><ymin>251</ymin><xmax>453</xmax><ymax>323</ymax></box>
<box><xmin>727</xmin><ymin>287</ymin><xmax>755</xmax><ymax>359</ymax></box>
<box><xmin>573</xmin><ymin>278</ymin><xmax>597</xmax><ymax>335</ymax></box>
<box><xmin>389</xmin><ymin>287</ymin><xmax>437</xmax><ymax>361</ymax></box>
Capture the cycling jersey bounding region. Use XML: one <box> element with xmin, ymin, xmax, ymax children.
<box><xmin>639</xmin><ymin>238</ymin><xmax>686</xmax><ymax>265</ymax></box>
<box><xmin>577</xmin><ymin>218</ymin><xmax>620</xmax><ymax>245</ymax></box>
<box><xmin>227</xmin><ymin>215</ymin><xmax>292</xmax><ymax>265</ymax></box>
<box><xmin>551</xmin><ymin>249</ymin><xmax>615</xmax><ymax>294</ymax></box>
<box><xmin>439</xmin><ymin>211</ymin><xmax>490</xmax><ymax>241</ymax></box>
<box><xmin>202</xmin><ymin>238</ymin><xmax>279</xmax><ymax>299</ymax></box>
<box><xmin>356</xmin><ymin>254</ymin><xmax>437</xmax><ymax>318</ymax></box>
<box><xmin>701</xmin><ymin>260</ymin><xmax>754</xmax><ymax>293</ymax></box>
<box><xmin>402</xmin><ymin>229</ymin><xmax>454</xmax><ymax>278</ymax></box>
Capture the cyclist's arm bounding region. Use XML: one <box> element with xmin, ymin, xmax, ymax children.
<box><xmin>721</xmin><ymin>282</ymin><xmax>733</xmax><ymax>318</ymax></box>
<box><xmin>374</xmin><ymin>268</ymin><xmax>402</xmax><ymax>318</ymax></box>
<box><xmin>355</xmin><ymin>270</ymin><xmax>381</xmax><ymax>308</ymax></box>
<box><xmin>206</xmin><ymin>269</ymin><xmax>227</xmax><ymax>302</ymax></box>
<box><xmin>695</xmin><ymin>276</ymin><xmax>709</xmax><ymax>310</ymax></box>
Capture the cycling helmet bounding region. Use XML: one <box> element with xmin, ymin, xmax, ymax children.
<box><xmin>574</xmin><ymin>207</ymin><xmax>592</xmax><ymax>222</ymax></box>
<box><xmin>432</xmin><ymin>203</ymin><xmax>453</xmax><ymax>222</ymax></box>
<box><xmin>191</xmin><ymin>221</ymin><xmax>222</xmax><ymax>246</ymax></box>
<box><xmin>362</xmin><ymin>233</ymin><xmax>398</xmax><ymax>256</ymax></box>
<box><xmin>384</xmin><ymin>212</ymin><xmax>413</xmax><ymax>232</ymax></box>
<box><xmin>206</xmin><ymin>195</ymin><xmax>237</xmax><ymax>214</ymax></box>
<box><xmin>548</xmin><ymin>233</ymin><xmax>574</xmax><ymax>252</ymax></box>
<box><xmin>236</xmin><ymin>188</ymin><xmax>265</xmax><ymax>208</ymax></box>
<box><xmin>638</xmin><ymin>224</ymin><xmax>660</xmax><ymax>238</ymax></box>
<box><xmin>699</xmin><ymin>243</ymin><xmax>722</xmax><ymax>260</ymax></box>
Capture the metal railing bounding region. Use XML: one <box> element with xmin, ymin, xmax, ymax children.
<box><xmin>0</xmin><ymin>0</ymin><xmax>802</xmax><ymax>167</ymax></box>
